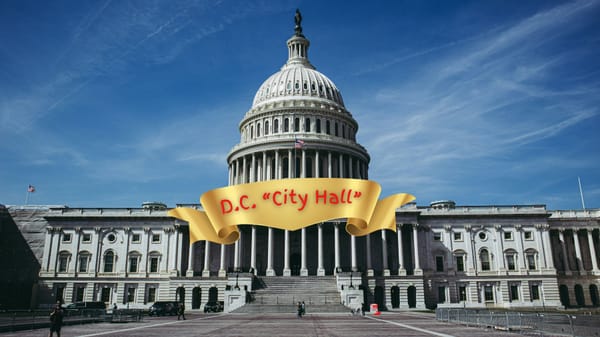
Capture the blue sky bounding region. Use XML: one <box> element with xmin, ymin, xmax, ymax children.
<box><xmin>1</xmin><ymin>0</ymin><xmax>599</xmax><ymax>210</ymax></box>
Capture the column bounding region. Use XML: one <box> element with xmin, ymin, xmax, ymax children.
<box><xmin>494</xmin><ymin>225</ymin><xmax>505</xmax><ymax>271</ymax></box>
<box><xmin>250</xmin><ymin>226</ymin><xmax>257</xmax><ymax>275</ymax></box>
<box><xmin>334</xmin><ymin>223</ymin><xmax>340</xmax><ymax>273</ymax></box>
<box><xmin>464</xmin><ymin>225</ymin><xmax>474</xmax><ymax>273</ymax></box>
<box><xmin>534</xmin><ymin>224</ymin><xmax>547</xmax><ymax>270</ymax></box>
<box><xmin>317</xmin><ymin>224</ymin><xmax>325</xmax><ymax>276</ymax></box>
<box><xmin>301</xmin><ymin>149</ymin><xmax>306</xmax><ymax>178</ymax></box>
<box><xmin>366</xmin><ymin>234</ymin><xmax>374</xmax><ymax>276</ymax></box>
<box><xmin>284</xmin><ymin>230</ymin><xmax>291</xmax><ymax>276</ymax></box>
<box><xmin>233</xmin><ymin>240</ymin><xmax>240</xmax><ymax>271</ymax></box>
<box><xmin>186</xmin><ymin>242</ymin><xmax>195</xmax><ymax>277</ymax></box>
<box><xmin>162</xmin><ymin>227</ymin><xmax>171</xmax><ymax>273</ymax></box>
<box><xmin>218</xmin><ymin>244</ymin><xmax>226</xmax><ymax>277</ymax></box>
<box><xmin>349</xmin><ymin>157</ymin><xmax>353</xmax><ymax>178</ymax></box>
<box><xmin>339</xmin><ymin>154</ymin><xmax>343</xmax><ymax>177</ymax></box>
<box><xmin>300</xmin><ymin>227</ymin><xmax>308</xmax><ymax>276</ymax></box>
<box><xmin>202</xmin><ymin>241</ymin><xmax>210</xmax><ymax>277</ymax></box>
<box><xmin>288</xmin><ymin>150</ymin><xmax>293</xmax><ymax>178</ymax></box>
<box><xmin>559</xmin><ymin>228</ymin><xmax>570</xmax><ymax>273</ymax></box>
<box><xmin>587</xmin><ymin>228</ymin><xmax>599</xmax><ymax>273</ymax></box>
<box><xmin>43</xmin><ymin>227</ymin><xmax>54</xmax><ymax>272</ymax></box>
<box><xmin>412</xmin><ymin>224</ymin><xmax>422</xmax><ymax>275</ymax></box>
<box><xmin>328</xmin><ymin>152</ymin><xmax>332</xmax><ymax>178</ymax></box>
<box><xmin>397</xmin><ymin>224</ymin><xmax>405</xmax><ymax>275</ymax></box>
<box><xmin>262</xmin><ymin>151</ymin><xmax>267</xmax><ymax>181</ymax></box>
<box><xmin>242</xmin><ymin>156</ymin><xmax>247</xmax><ymax>183</ymax></box>
<box><xmin>315</xmin><ymin>151</ymin><xmax>320</xmax><ymax>178</ymax></box>
<box><xmin>515</xmin><ymin>225</ymin><xmax>525</xmax><ymax>271</ymax></box>
<box><xmin>541</xmin><ymin>225</ymin><xmax>555</xmax><ymax>270</ymax></box>
<box><xmin>381</xmin><ymin>230</ymin><xmax>389</xmax><ymax>276</ymax></box>
<box><xmin>266</xmin><ymin>228</ymin><xmax>275</xmax><ymax>276</ymax></box>
<box><xmin>235</xmin><ymin>159</ymin><xmax>240</xmax><ymax>184</ymax></box>
<box><xmin>573</xmin><ymin>229</ymin><xmax>584</xmax><ymax>272</ymax></box>
<box><xmin>351</xmin><ymin>235</ymin><xmax>357</xmax><ymax>272</ymax></box>
<box><xmin>250</xmin><ymin>154</ymin><xmax>256</xmax><ymax>182</ymax></box>
<box><xmin>275</xmin><ymin>151</ymin><xmax>280</xmax><ymax>180</ymax></box>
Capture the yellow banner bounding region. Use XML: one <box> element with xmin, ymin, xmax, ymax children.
<box><xmin>168</xmin><ymin>178</ymin><xmax>414</xmax><ymax>245</ymax></box>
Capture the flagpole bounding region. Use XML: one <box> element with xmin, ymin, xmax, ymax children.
<box><xmin>578</xmin><ymin>177</ymin><xmax>586</xmax><ymax>210</ymax></box>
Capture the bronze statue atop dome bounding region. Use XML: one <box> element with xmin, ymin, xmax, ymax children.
<box><xmin>294</xmin><ymin>9</ymin><xmax>303</xmax><ymax>36</ymax></box>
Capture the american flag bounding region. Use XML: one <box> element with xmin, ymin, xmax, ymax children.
<box><xmin>28</xmin><ymin>185</ymin><xmax>35</xmax><ymax>193</ymax></box>
<box><xmin>295</xmin><ymin>139</ymin><xmax>305</xmax><ymax>149</ymax></box>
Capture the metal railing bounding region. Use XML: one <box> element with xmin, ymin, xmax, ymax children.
<box><xmin>436</xmin><ymin>308</ymin><xmax>600</xmax><ymax>337</ymax></box>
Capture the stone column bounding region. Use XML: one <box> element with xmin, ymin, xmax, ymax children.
<box><xmin>339</xmin><ymin>154</ymin><xmax>343</xmax><ymax>177</ymax></box>
<box><xmin>494</xmin><ymin>225</ymin><xmax>505</xmax><ymax>271</ymax></box>
<box><xmin>412</xmin><ymin>224</ymin><xmax>422</xmax><ymax>275</ymax></box>
<box><xmin>573</xmin><ymin>229</ymin><xmax>584</xmax><ymax>272</ymax></box>
<box><xmin>349</xmin><ymin>157</ymin><xmax>353</xmax><ymax>178</ymax></box>
<box><xmin>266</xmin><ymin>228</ymin><xmax>275</xmax><ymax>276</ymax></box>
<box><xmin>534</xmin><ymin>224</ymin><xmax>547</xmax><ymax>269</ymax></box>
<box><xmin>186</xmin><ymin>242</ymin><xmax>195</xmax><ymax>277</ymax></box>
<box><xmin>242</xmin><ymin>156</ymin><xmax>247</xmax><ymax>184</ymax></box>
<box><xmin>218</xmin><ymin>244</ymin><xmax>226</xmax><ymax>277</ymax></box>
<box><xmin>250</xmin><ymin>226</ymin><xmax>257</xmax><ymax>275</ymax></box>
<box><xmin>283</xmin><ymin>230</ymin><xmax>291</xmax><ymax>276</ymax></box>
<box><xmin>541</xmin><ymin>225</ymin><xmax>555</xmax><ymax>270</ymax></box>
<box><xmin>317</xmin><ymin>224</ymin><xmax>325</xmax><ymax>276</ymax></box>
<box><xmin>262</xmin><ymin>151</ymin><xmax>267</xmax><ymax>181</ymax></box>
<box><xmin>334</xmin><ymin>223</ymin><xmax>340</xmax><ymax>273</ymax></box>
<box><xmin>301</xmin><ymin>149</ymin><xmax>306</xmax><ymax>178</ymax></box>
<box><xmin>250</xmin><ymin>154</ymin><xmax>256</xmax><ymax>182</ymax></box>
<box><xmin>464</xmin><ymin>225</ymin><xmax>475</xmax><ymax>273</ymax></box>
<box><xmin>202</xmin><ymin>241</ymin><xmax>210</xmax><ymax>277</ymax></box>
<box><xmin>301</xmin><ymin>227</ymin><xmax>308</xmax><ymax>276</ymax></box>
<box><xmin>366</xmin><ymin>234</ymin><xmax>373</xmax><ymax>276</ymax></box>
<box><xmin>559</xmin><ymin>228</ymin><xmax>570</xmax><ymax>273</ymax></box>
<box><xmin>315</xmin><ymin>151</ymin><xmax>320</xmax><ymax>178</ymax></box>
<box><xmin>288</xmin><ymin>150</ymin><xmax>293</xmax><ymax>178</ymax></box>
<box><xmin>351</xmin><ymin>235</ymin><xmax>357</xmax><ymax>272</ymax></box>
<box><xmin>381</xmin><ymin>230</ymin><xmax>390</xmax><ymax>276</ymax></box>
<box><xmin>587</xmin><ymin>228</ymin><xmax>599</xmax><ymax>273</ymax></box>
<box><xmin>233</xmin><ymin>240</ymin><xmax>240</xmax><ymax>271</ymax></box>
<box><xmin>515</xmin><ymin>225</ymin><xmax>525</xmax><ymax>271</ymax></box>
<box><xmin>397</xmin><ymin>224</ymin><xmax>405</xmax><ymax>275</ymax></box>
<box><xmin>328</xmin><ymin>152</ymin><xmax>332</xmax><ymax>178</ymax></box>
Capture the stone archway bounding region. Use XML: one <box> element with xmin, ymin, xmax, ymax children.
<box><xmin>391</xmin><ymin>286</ymin><xmax>400</xmax><ymax>308</ymax></box>
<box><xmin>575</xmin><ymin>284</ymin><xmax>585</xmax><ymax>307</ymax></box>
<box><xmin>192</xmin><ymin>287</ymin><xmax>201</xmax><ymax>309</ymax></box>
<box><xmin>590</xmin><ymin>284</ymin><xmax>599</xmax><ymax>307</ymax></box>
<box><xmin>559</xmin><ymin>284</ymin><xmax>570</xmax><ymax>308</ymax></box>
<box><xmin>407</xmin><ymin>286</ymin><xmax>417</xmax><ymax>308</ymax></box>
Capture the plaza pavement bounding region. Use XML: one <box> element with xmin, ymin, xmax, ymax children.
<box><xmin>0</xmin><ymin>311</ymin><xmax>518</xmax><ymax>337</ymax></box>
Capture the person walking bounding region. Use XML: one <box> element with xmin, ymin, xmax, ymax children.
<box><xmin>296</xmin><ymin>302</ymin><xmax>302</xmax><ymax>318</ymax></box>
<box><xmin>49</xmin><ymin>303</ymin><xmax>64</xmax><ymax>337</ymax></box>
<box><xmin>301</xmin><ymin>301</ymin><xmax>306</xmax><ymax>316</ymax></box>
<box><xmin>177</xmin><ymin>302</ymin><xmax>186</xmax><ymax>320</ymax></box>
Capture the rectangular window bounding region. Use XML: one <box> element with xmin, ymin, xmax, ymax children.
<box><xmin>150</xmin><ymin>257</ymin><xmax>159</xmax><ymax>273</ymax></box>
<box><xmin>456</xmin><ymin>256</ymin><xmax>464</xmax><ymax>272</ymax></box>
<box><xmin>127</xmin><ymin>287</ymin><xmax>136</xmax><ymax>303</ymax></box>
<box><xmin>453</xmin><ymin>232</ymin><xmax>463</xmax><ymax>241</ymax></box>
<box><xmin>458</xmin><ymin>286</ymin><xmax>467</xmax><ymax>302</ymax></box>
<box><xmin>147</xmin><ymin>287</ymin><xmax>156</xmax><ymax>303</ymax></box>
<box><xmin>433</xmin><ymin>232</ymin><xmax>442</xmax><ymax>241</ymax></box>
<box><xmin>524</xmin><ymin>231</ymin><xmax>533</xmax><ymax>240</ymax></box>
<box><xmin>504</xmin><ymin>231</ymin><xmax>513</xmax><ymax>240</ymax></box>
<box><xmin>101</xmin><ymin>287</ymin><xmax>111</xmax><ymax>303</ymax></box>
<box><xmin>530</xmin><ymin>285</ymin><xmax>540</xmax><ymax>301</ymax></box>
<box><xmin>82</xmin><ymin>233</ymin><xmax>92</xmax><ymax>243</ymax></box>
<box><xmin>484</xmin><ymin>285</ymin><xmax>494</xmax><ymax>302</ymax></box>
<box><xmin>510</xmin><ymin>284</ymin><xmax>519</xmax><ymax>301</ymax></box>
<box><xmin>527</xmin><ymin>254</ymin><xmax>536</xmax><ymax>270</ymax></box>
<box><xmin>62</xmin><ymin>233</ymin><xmax>72</xmax><ymax>242</ymax></box>
<box><xmin>151</xmin><ymin>234</ymin><xmax>161</xmax><ymax>243</ymax></box>
<box><xmin>132</xmin><ymin>234</ymin><xmax>141</xmax><ymax>243</ymax></box>
<box><xmin>129</xmin><ymin>257</ymin><xmax>138</xmax><ymax>273</ymax></box>
<box><xmin>75</xmin><ymin>287</ymin><xmax>85</xmax><ymax>302</ymax></box>
<box><xmin>436</xmin><ymin>256</ymin><xmax>444</xmax><ymax>272</ymax></box>
<box><xmin>506</xmin><ymin>255</ymin><xmax>516</xmax><ymax>271</ymax></box>
<box><xmin>58</xmin><ymin>255</ymin><xmax>69</xmax><ymax>272</ymax></box>
<box><xmin>78</xmin><ymin>255</ymin><xmax>89</xmax><ymax>272</ymax></box>
<box><xmin>437</xmin><ymin>286</ymin><xmax>446</xmax><ymax>303</ymax></box>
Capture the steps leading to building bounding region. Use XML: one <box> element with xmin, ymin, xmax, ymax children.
<box><xmin>233</xmin><ymin>276</ymin><xmax>347</xmax><ymax>313</ymax></box>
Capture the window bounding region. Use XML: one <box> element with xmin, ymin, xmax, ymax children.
<box><xmin>58</xmin><ymin>253</ymin><xmax>70</xmax><ymax>272</ymax></box>
<box><xmin>524</xmin><ymin>231</ymin><xmax>533</xmax><ymax>240</ymax></box>
<box><xmin>284</xmin><ymin>118</ymin><xmax>289</xmax><ymax>132</ymax></box>
<box><xmin>453</xmin><ymin>232</ymin><xmax>463</xmax><ymax>241</ymax></box>
<box><xmin>100</xmin><ymin>287</ymin><xmax>111</xmax><ymax>303</ymax></box>
<box><xmin>129</xmin><ymin>255</ymin><xmax>139</xmax><ymax>273</ymax></box>
<box><xmin>151</xmin><ymin>234</ymin><xmax>161</xmax><ymax>243</ymax></box>
<box><xmin>484</xmin><ymin>285</ymin><xmax>494</xmax><ymax>302</ymax></box>
<box><xmin>316</xmin><ymin>119</ymin><xmax>321</xmax><ymax>133</ymax></box>
<box><xmin>75</xmin><ymin>286</ymin><xmax>85</xmax><ymax>302</ymax></box>
<box><xmin>132</xmin><ymin>234</ymin><xmax>141</xmax><ymax>243</ymax></box>
<box><xmin>433</xmin><ymin>232</ymin><xmax>442</xmax><ymax>241</ymax></box>
<box><xmin>103</xmin><ymin>251</ymin><xmax>115</xmax><ymax>273</ymax></box>
<box><xmin>526</xmin><ymin>252</ymin><xmax>536</xmax><ymax>270</ymax></box>
<box><xmin>265</xmin><ymin>121</ymin><xmax>269</xmax><ymax>135</ymax></box>
<box><xmin>506</xmin><ymin>254</ymin><xmax>516</xmax><ymax>271</ymax></box>
<box><xmin>504</xmin><ymin>231</ymin><xmax>513</xmax><ymax>240</ymax></box>
<box><xmin>436</xmin><ymin>256</ymin><xmax>444</xmax><ymax>272</ymax></box>
<box><xmin>456</xmin><ymin>255</ymin><xmax>465</xmax><ymax>272</ymax></box>
<box><xmin>480</xmin><ymin>249</ymin><xmax>491</xmax><ymax>271</ymax></box>
<box><xmin>294</xmin><ymin>118</ymin><xmax>300</xmax><ymax>132</ymax></box>
<box><xmin>107</xmin><ymin>233</ymin><xmax>116</xmax><ymax>243</ymax></box>
<box><xmin>147</xmin><ymin>287</ymin><xmax>157</xmax><ymax>303</ymax></box>
<box><xmin>82</xmin><ymin>233</ymin><xmax>91</xmax><ymax>243</ymax></box>
<box><xmin>274</xmin><ymin>119</ymin><xmax>279</xmax><ymax>133</ymax></box>
<box><xmin>437</xmin><ymin>286</ymin><xmax>446</xmax><ymax>303</ymax></box>
<box><xmin>127</xmin><ymin>287</ymin><xmax>136</xmax><ymax>303</ymax></box>
<box><xmin>458</xmin><ymin>286</ymin><xmax>467</xmax><ymax>302</ymax></box>
<box><xmin>78</xmin><ymin>253</ymin><xmax>90</xmax><ymax>273</ymax></box>
<box><xmin>256</xmin><ymin>123</ymin><xmax>261</xmax><ymax>137</ymax></box>
<box><xmin>530</xmin><ymin>284</ymin><xmax>540</xmax><ymax>301</ymax></box>
<box><xmin>510</xmin><ymin>284</ymin><xmax>520</xmax><ymax>301</ymax></box>
<box><xmin>326</xmin><ymin>120</ymin><xmax>330</xmax><ymax>134</ymax></box>
<box><xmin>62</xmin><ymin>233</ymin><xmax>72</xmax><ymax>242</ymax></box>
<box><xmin>150</xmin><ymin>256</ymin><xmax>159</xmax><ymax>273</ymax></box>
<box><xmin>305</xmin><ymin>118</ymin><xmax>310</xmax><ymax>132</ymax></box>
<box><xmin>334</xmin><ymin>122</ymin><xmax>338</xmax><ymax>136</ymax></box>
<box><xmin>478</xmin><ymin>232</ymin><xmax>487</xmax><ymax>240</ymax></box>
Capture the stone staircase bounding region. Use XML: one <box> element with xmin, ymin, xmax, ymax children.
<box><xmin>232</xmin><ymin>276</ymin><xmax>347</xmax><ymax>313</ymax></box>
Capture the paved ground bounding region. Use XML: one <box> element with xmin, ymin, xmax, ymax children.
<box><xmin>0</xmin><ymin>311</ymin><xmax>520</xmax><ymax>337</ymax></box>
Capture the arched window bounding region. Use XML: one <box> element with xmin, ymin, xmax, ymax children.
<box><xmin>256</xmin><ymin>123</ymin><xmax>261</xmax><ymax>137</ymax></box>
<box><xmin>274</xmin><ymin>119</ymin><xmax>279</xmax><ymax>133</ymax></box>
<box><xmin>334</xmin><ymin>122</ymin><xmax>339</xmax><ymax>137</ymax></box>
<box><xmin>264</xmin><ymin>121</ymin><xmax>269</xmax><ymax>135</ymax></box>
<box><xmin>294</xmin><ymin>118</ymin><xmax>300</xmax><ymax>132</ymax></box>
<box><xmin>305</xmin><ymin>118</ymin><xmax>310</xmax><ymax>132</ymax></box>
<box><xmin>480</xmin><ymin>249</ymin><xmax>490</xmax><ymax>271</ymax></box>
<box><xmin>326</xmin><ymin>120</ymin><xmax>330</xmax><ymax>135</ymax></box>
<box><xmin>284</xmin><ymin>118</ymin><xmax>289</xmax><ymax>132</ymax></box>
<box><xmin>103</xmin><ymin>251</ymin><xmax>115</xmax><ymax>273</ymax></box>
<box><xmin>316</xmin><ymin>119</ymin><xmax>321</xmax><ymax>133</ymax></box>
<box><xmin>148</xmin><ymin>252</ymin><xmax>161</xmax><ymax>273</ymax></box>
<box><xmin>250</xmin><ymin>125</ymin><xmax>254</xmax><ymax>139</ymax></box>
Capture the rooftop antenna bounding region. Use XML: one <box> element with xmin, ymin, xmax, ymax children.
<box><xmin>578</xmin><ymin>177</ymin><xmax>586</xmax><ymax>210</ymax></box>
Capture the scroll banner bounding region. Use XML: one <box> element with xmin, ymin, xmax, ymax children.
<box><xmin>168</xmin><ymin>178</ymin><xmax>415</xmax><ymax>245</ymax></box>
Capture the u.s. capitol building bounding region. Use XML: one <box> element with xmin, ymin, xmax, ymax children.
<box><xmin>3</xmin><ymin>13</ymin><xmax>599</xmax><ymax>312</ymax></box>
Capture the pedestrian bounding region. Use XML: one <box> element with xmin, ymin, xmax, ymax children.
<box><xmin>177</xmin><ymin>302</ymin><xmax>186</xmax><ymax>320</ymax></box>
<box><xmin>296</xmin><ymin>302</ymin><xmax>302</xmax><ymax>318</ymax></box>
<box><xmin>301</xmin><ymin>301</ymin><xmax>305</xmax><ymax>316</ymax></box>
<box><xmin>49</xmin><ymin>302</ymin><xmax>63</xmax><ymax>337</ymax></box>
